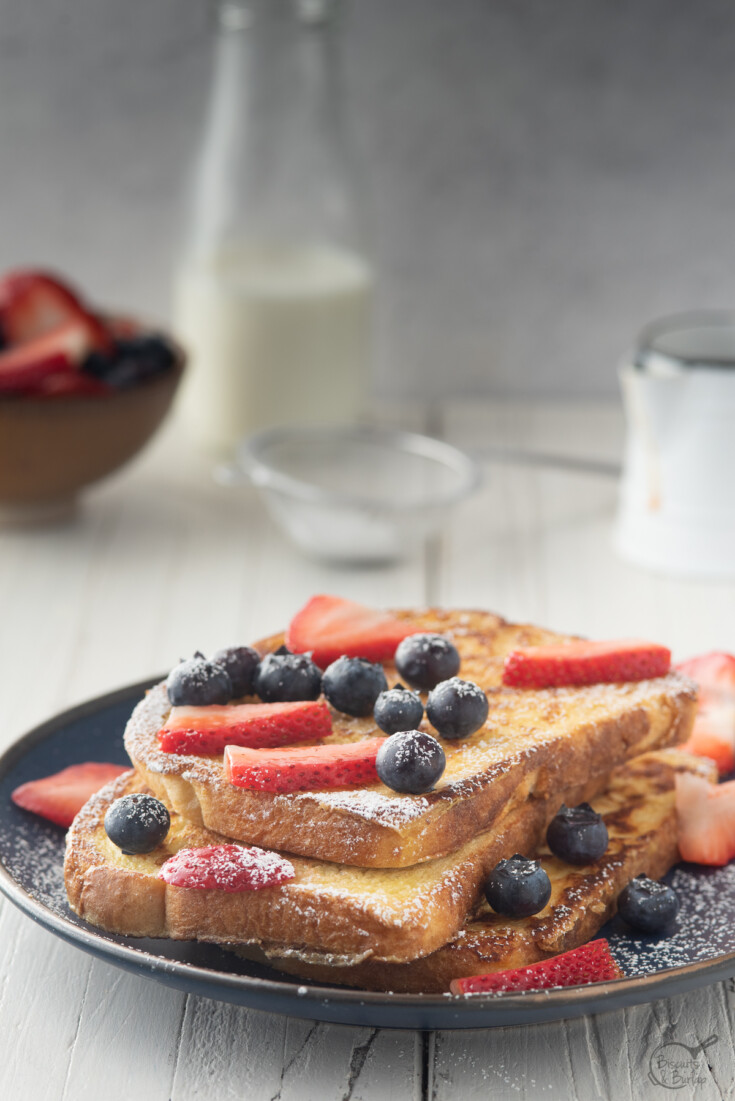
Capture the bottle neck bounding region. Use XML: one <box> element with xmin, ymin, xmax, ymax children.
<box><xmin>185</xmin><ymin>0</ymin><xmax>354</xmax><ymax>260</ymax></box>
<box><xmin>218</xmin><ymin>0</ymin><xmax>339</xmax><ymax>32</ymax></box>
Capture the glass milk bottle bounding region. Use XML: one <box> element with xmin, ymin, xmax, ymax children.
<box><xmin>174</xmin><ymin>0</ymin><xmax>373</xmax><ymax>456</ymax></box>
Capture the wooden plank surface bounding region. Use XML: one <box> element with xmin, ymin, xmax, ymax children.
<box><xmin>1</xmin><ymin>402</ymin><xmax>734</xmax><ymax>1100</ymax></box>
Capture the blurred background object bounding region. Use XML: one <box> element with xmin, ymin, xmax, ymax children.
<box><xmin>3</xmin><ymin>0</ymin><xmax>735</xmax><ymax>407</ymax></box>
<box><xmin>0</xmin><ymin>269</ymin><xmax>184</xmax><ymax>521</ymax></box>
<box><xmin>0</xmin><ymin>351</ymin><xmax>182</xmax><ymax>522</ymax></box>
<box><xmin>220</xmin><ymin>423</ymin><xmax>480</xmax><ymax>563</ymax></box>
<box><xmin>617</xmin><ymin>312</ymin><xmax>735</xmax><ymax>578</ymax></box>
<box><xmin>174</xmin><ymin>0</ymin><xmax>372</xmax><ymax>456</ymax></box>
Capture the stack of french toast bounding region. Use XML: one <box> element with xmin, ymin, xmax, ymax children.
<box><xmin>63</xmin><ymin>598</ymin><xmax>714</xmax><ymax>994</ymax></box>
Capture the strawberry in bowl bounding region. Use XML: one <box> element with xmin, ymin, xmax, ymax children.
<box><xmin>0</xmin><ymin>269</ymin><xmax>184</xmax><ymax>518</ymax></box>
<box><xmin>0</xmin><ymin>269</ymin><xmax>179</xmax><ymax>398</ymax></box>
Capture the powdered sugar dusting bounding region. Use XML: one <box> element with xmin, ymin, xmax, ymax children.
<box><xmin>129</xmin><ymin>673</ymin><xmax>691</xmax><ymax>808</ymax></box>
<box><xmin>389</xmin><ymin>732</ymin><xmax>442</xmax><ymax>769</ymax></box>
<box><xmin>5</xmin><ymin>822</ymin><xmax>68</xmax><ymax>912</ymax></box>
<box><xmin>68</xmin><ymin>771</ymin><xmax>136</xmax><ymax>836</ymax></box>
<box><xmin>606</xmin><ymin>861</ymin><xmax>735</xmax><ymax>976</ymax></box>
<box><xmin>292</xmin><ymin>788</ymin><xmax>432</xmax><ymax>825</ymax></box>
<box><xmin>122</xmin><ymin>615</ymin><xmax>696</xmax><ymax>862</ymax></box>
<box><xmin>111</xmin><ymin>792</ymin><xmax>168</xmax><ymax>831</ymax></box>
<box><xmin>439</xmin><ymin>676</ymin><xmax>486</xmax><ymax>699</ymax></box>
<box><xmin>401</xmin><ymin>633</ymin><xmax>447</xmax><ymax>655</ymax></box>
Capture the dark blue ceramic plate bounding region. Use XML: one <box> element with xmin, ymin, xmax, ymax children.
<box><xmin>1</xmin><ymin>678</ymin><xmax>734</xmax><ymax>1030</ymax></box>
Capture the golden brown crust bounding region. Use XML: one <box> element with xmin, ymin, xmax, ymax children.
<box><xmin>124</xmin><ymin>609</ymin><xmax>697</xmax><ymax>867</ymax></box>
<box><xmin>235</xmin><ymin>750</ymin><xmax>716</xmax><ymax>991</ymax></box>
<box><xmin>64</xmin><ymin>773</ymin><xmax>169</xmax><ymax>938</ymax></box>
<box><xmin>65</xmin><ymin>766</ymin><xmax>616</xmax><ymax>962</ymax></box>
<box><xmin>64</xmin><ymin>751</ymin><xmax>715</xmax><ymax>984</ymax></box>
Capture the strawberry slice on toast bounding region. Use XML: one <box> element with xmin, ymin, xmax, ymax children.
<box><xmin>450</xmin><ymin>939</ymin><xmax>622</xmax><ymax>995</ymax></box>
<box><xmin>286</xmin><ymin>594</ymin><xmax>419</xmax><ymax>668</ymax></box>
<box><xmin>225</xmin><ymin>737</ymin><xmax>386</xmax><ymax>792</ymax></box>
<box><xmin>159</xmin><ymin>844</ymin><xmax>295</xmax><ymax>892</ymax></box>
<box><xmin>158</xmin><ymin>700</ymin><xmax>332</xmax><ymax>755</ymax></box>
<box><xmin>676</xmin><ymin>771</ymin><xmax>735</xmax><ymax>865</ymax></box>
<box><xmin>11</xmin><ymin>762</ymin><xmax>128</xmax><ymax>828</ymax></box>
<box><xmin>502</xmin><ymin>639</ymin><xmax>671</xmax><ymax>689</ymax></box>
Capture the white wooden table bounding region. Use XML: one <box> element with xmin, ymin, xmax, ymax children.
<box><xmin>2</xmin><ymin>401</ymin><xmax>734</xmax><ymax>1100</ymax></box>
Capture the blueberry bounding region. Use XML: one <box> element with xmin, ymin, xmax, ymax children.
<box><xmin>106</xmin><ymin>357</ymin><xmax>145</xmax><ymax>388</ymax></box>
<box><xmin>83</xmin><ymin>349</ymin><xmax>116</xmax><ymax>381</ymax></box>
<box><xmin>395</xmin><ymin>633</ymin><xmax>461</xmax><ymax>691</ymax></box>
<box><xmin>373</xmin><ymin>684</ymin><xmax>424</xmax><ymax>735</ymax></box>
<box><xmin>83</xmin><ymin>334</ymin><xmax>176</xmax><ymax>389</ymax></box>
<box><xmin>166</xmin><ymin>655</ymin><xmax>232</xmax><ymax>706</ymax></box>
<box><xmin>546</xmin><ymin>803</ymin><xmax>609</xmax><ymax>865</ymax></box>
<box><xmin>618</xmin><ymin>875</ymin><xmax>679</xmax><ymax>932</ymax></box>
<box><xmin>322</xmin><ymin>656</ymin><xmax>388</xmax><ymax>718</ymax></box>
<box><xmin>212</xmin><ymin>645</ymin><xmax>260</xmax><ymax>698</ymax></box>
<box><xmin>83</xmin><ymin>346</ymin><xmax>139</xmax><ymax>388</ymax></box>
<box><xmin>124</xmin><ymin>334</ymin><xmax>176</xmax><ymax>374</ymax></box>
<box><xmin>376</xmin><ymin>730</ymin><xmax>446</xmax><ymax>794</ymax></box>
<box><xmin>426</xmin><ymin>677</ymin><xmax>488</xmax><ymax>740</ymax></box>
<box><xmin>254</xmin><ymin>652</ymin><xmax>322</xmax><ymax>702</ymax></box>
<box><xmin>104</xmin><ymin>793</ymin><xmax>170</xmax><ymax>855</ymax></box>
<box><xmin>484</xmin><ymin>853</ymin><xmax>552</xmax><ymax>917</ymax></box>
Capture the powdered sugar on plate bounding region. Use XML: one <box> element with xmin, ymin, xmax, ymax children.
<box><xmin>3</xmin><ymin>822</ymin><xmax>69</xmax><ymax>912</ymax></box>
<box><xmin>604</xmin><ymin>861</ymin><xmax>735</xmax><ymax>976</ymax></box>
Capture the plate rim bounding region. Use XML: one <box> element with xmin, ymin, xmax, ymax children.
<box><xmin>1</xmin><ymin>677</ymin><xmax>735</xmax><ymax>1030</ymax></box>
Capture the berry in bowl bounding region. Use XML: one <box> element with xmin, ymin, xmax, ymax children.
<box><xmin>0</xmin><ymin>269</ymin><xmax>183</xmax><ymax>520</ymax></box>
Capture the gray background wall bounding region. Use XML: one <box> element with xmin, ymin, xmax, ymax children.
<box><xmin>2</xmin><ymin>0</ymin><xmax>734</xmax><ymax>400</ymax></box>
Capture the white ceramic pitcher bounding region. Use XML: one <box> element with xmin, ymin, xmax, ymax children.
<box><xmin>616</xmin><ymin>311</ymin><xmax>735</xmax><ymax>578</ymax></box>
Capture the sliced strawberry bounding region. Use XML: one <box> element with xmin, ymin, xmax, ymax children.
<box><xmin>159</xmin><ymin>844</ymin><xmax>295</xmax><ymax>891</ymax></box>
<box><xmin>676</xmin><ymin>771</ymin><xmax>735</xmax><ymax>865</ymax></box>
<box><xmin>682</xmin><ymin>731</ymin><xmax>735</xmax><ymax>776</ymax></box>
<box><xmin>286</xmin><ymin>594</ymin><xmax>419</xmax><ymax>668</ymax></box>
<box><xmin>675</xmin><ymin>653</ymin><xmax>735</xmax><ymax>775</ymax></box>
<box><xmin>105</xmin><ymin>316</ymin><xmax>141</xmax><ymax>340</ymax></box>
<box><xmin>0</xmin><ymin>270</ymin><xmax>88</xmax><ymax>344</ymax></box>
<box><xmin>158</xmin><ymin>699</ymin><xmax>332</xmax><ymax>755</ymax></box>
<box><xmin>225</xmin><ymin>737</ymin><xmax>386</xmax><ymax>792</ymax></box>
<box><xmin>11</xmin><ymin>762</ymin><xmax>128</xmax><ymax>828</ymax></box>
<box><xmin>676</xmin><ymin>652</ymin><xmax>735</xmax><ymax>704</ymax></box>
<box><xmin>449</xmin><ymin>939</ymin><xmax>622</xmax><ymax>995</ymax></box>
<box><xmin>0</xmin><ymin>315</ymin><xmax>111</xmax><ymax>394</ymax></box>
<box><xmin>682</xmin><ymin>698</ymin><xmax>735</xmax><ymax>775</ymax></box>
<box><xmin>502</xmin><ymin>639</ymin><xmax>671</xmax><ymax>689</ymax></box>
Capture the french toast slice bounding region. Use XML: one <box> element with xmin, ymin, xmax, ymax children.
<box><xmin>243</xmin><ymin>749</ymin><xmax>716</xmax><ymax>991</ymax></box>
<box><xmin>124</xmin><ymin>610</ymin><xmax>697</xmax><ymax>868</ymax></box>
<box><xmin>64</xmin><ymin>750</ymin><xmax>713</xmax><ymax>986</ymax></box>
<box><xmin>65</xmin><ymin>765</ymin><xmax>616</xmax><ymax>963</ymax></box>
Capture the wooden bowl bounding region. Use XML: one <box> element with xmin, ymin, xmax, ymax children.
<box><xmin>0</xmin><ymin>359</ymin><xmax>183</xmax><ymax>520</ymax></box>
